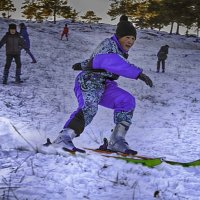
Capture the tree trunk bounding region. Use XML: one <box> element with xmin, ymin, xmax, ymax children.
<box><xmin>170</xmin><ymin>22</ymin><xmax>174</xmax><ymax>34</ymax></box>
<box><xmin>176</xmin><ymin>23</ymin><xmax>180</xmax><ymax>35</ymax></box>
<box><xmin>53</xmin><ymin>7</ymin><xmax>56</xmax><ymax>24</ymax></box>
<box><xmin>54</xmin><ymin>15</ymin><xmax>56</xmax><ymax>23</ymax></box>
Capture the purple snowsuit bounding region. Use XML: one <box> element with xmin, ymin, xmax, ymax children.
<box><xmin>64</xmin><ymin>35</ymin><xmax>142</xmax><ymax>135</ymax></box>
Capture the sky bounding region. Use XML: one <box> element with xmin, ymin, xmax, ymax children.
<box><xmin>0</xmin><ymin>17</ymin><xmax>200</xmax><ymax>200</ymax></box>
<box><xmin>11</xmin><ymin>0</ymin><xmax>118</xmax><ymax>25</ymax></box>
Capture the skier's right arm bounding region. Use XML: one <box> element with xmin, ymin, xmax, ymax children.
<box><xmin>0</xmin><ymin>35</ymin><xmax>7</xmax><ymax>49</ymax></box>
<box><xmin>72</xmin><ymin>59</ymin><xmax>106</xmax><ymax>72</ymax></box>
<box><xmin>72</xmin><ymin>59</ymin><xmax>89</xmax><ymax>70</ymax></box>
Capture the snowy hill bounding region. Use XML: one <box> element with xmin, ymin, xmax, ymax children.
<box><xmin>0</xmin><ymin>18</ymin><xmax>200</xmax><ymax>200</ymax></box>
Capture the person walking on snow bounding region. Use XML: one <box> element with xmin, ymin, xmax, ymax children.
<box><xmin>52</xmin><ymin>17</ymin><xmax>153</xmax><ymax>154</ymax></box>
<box><xmin>157</xmin><ymin>45</ymin><xmax>169</xmax><ymax>73</ymax></box>
<box><xmin>19</xmin><ymin>23</ymin><xmax>37</xmax><ymax>63</ymax></box>
<box><xmin>0</xmin><ymin>23</ymin><xmax>28</xmax><ymax>84</ymax></box>
<box><xmin>61</xmin><ymin>24</ymin><xmax>69</xmax><ymax>40</ymax></box>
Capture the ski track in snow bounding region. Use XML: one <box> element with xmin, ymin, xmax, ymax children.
<box><xmin>0</xmin><ymin>18</ymin><xmax>200</xmax><ymax>200</ymax></box>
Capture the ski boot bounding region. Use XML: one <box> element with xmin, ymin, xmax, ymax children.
<box><xmin>15</xmin><ymin>76</ymin><xmax>23</xmax><ymax>84</ymax></box>
<box><xmin>108</xmin><ymin>121</ymin><xmax>137</xmax><ymax>155</ymax></box>
<box><xmin>3</xmin><ymin>78</ymin><xmax>7</xmax><ymax>85</ymax></box>
<box><xmin>51</xmin><ymin>128</ymin><xmax>85</xmax><ymax>153</ymax></box>
<box><xmin>15</xmin><ymin>70</ymin><xmax>23</xmax><ymax>83</ymax></box>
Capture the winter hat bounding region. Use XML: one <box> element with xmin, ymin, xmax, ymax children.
<box><xmin>9</xmin><ymin>23</ymin><xmax>17</xmax><ymax>30</ymax></box>
<box><xmin>119</xmin><ymin>15</ymin><xmax>128</xmax><ymax>22</ymax></box>
<box><xmin>116</xmin><ymin>16</ymin><xmax>137</xmax><ymax>39</ymax></box>
<box><xmin>19</xmin><ymin>23</ymin><xmax>25</xmax><ymax>28</ymax></box>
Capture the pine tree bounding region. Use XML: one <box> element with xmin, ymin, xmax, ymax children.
<box><xmin>144</xmin><ymin>0</ymin><xmax>166</xmax><ymax>30</ymax></box>
<box><xmin>192</xmin><ymin>0</ymin><xmax>200</xmax><ymax>36</ymax></box>
<box><xmin>131</xmin><ymin>1</ymin><xmax>148</xmax><ymax>28</ymax></box>
<box><xmin>21</xmin><ymin>1</ymin><xmax>41</xmax><ymax>21</ymax></box>
<box><xmin>107</xmin><ymin>0</ymin><xmax>200</xmax><ymax>35</ymax></box>
<box><xmin>66</xmin><ymin>9</ymin><xmax>79</xmax><ymax>22</ymax></box>
<box><xmin>107</xmin><ymin>0</ymin><xmax>136</xmax><ymax>21</ymax></box>
<box><xmin>161</xmin><ymin>0</ymin><xmax>195</xmax><ymax>35</ymax></box>
<box><xmin>81</xmin><ymin>11</ymin><xmax>102</xmax><ymax>23</ymax></box>
<box><xmin>21</xmin><ymin>0</ymin><xmax>73</xmax><ymax>23</ymax></box>
<box><xmin>0</xmin><ymin>0</ymin><xmax>16</xmax><ymax>18</ymax></box>
<box><xmin>174</xmin><ymin>0</ymin><xmax>194</xmax><ymax>35</ymax></box>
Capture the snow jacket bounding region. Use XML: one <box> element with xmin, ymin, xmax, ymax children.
<box><xmin>157</xmin><ymin>45</ymin><xmax>169</xmax><ymax>60</ymax></box>
<box><xmin>19</xmin><ymin>25</ymin><xmax>30</xmax><ymax>49</ymax></box>
<box><xmin>62</xmin><ymin>26</ymin><xmax>69</xmax><ymax>34</ymax></box>
<box><xmin>80</xmin><ymin>34</ymin><xmax>142</xmax><ymax>80</ymax></box>
<box><xmin>0</xmin><ymin>32</ymin><xmax>27</xmax><ymax>55</ymax></box>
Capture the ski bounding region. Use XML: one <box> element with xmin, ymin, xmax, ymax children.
<box><xmin>104</xmin><ymin>155</ymin><xmax>163</xmax><ymax>168</ymax></box>
<box><xmin>82</xmin><ymin>137</ymin><xmax>164</xmax><ymax>167</ymax></box>
<box><xmin>84</xmin><ymin>147</ymin><xmax>200</xmax><ymax>168</ymax></box>
<box><xmin>84</xmin><ymin>137</ymin><xmax>161</xmax><ymax>160</ymax></box>
<box><xmin>43</xmin><ymin>138</ymin><xmax>86</xmax><ymax>154</ymax></box>
<box><xmin>11</xmin><ymin>126</ymin><xmax>200</xmax><ymax>168</ymax></box>
<box><xmin>84</xmin><ymin>147</ymin><xmax>159</xmax><ymax>160</ymax></box>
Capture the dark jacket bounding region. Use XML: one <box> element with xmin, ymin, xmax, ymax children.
<box><xmin>19</xmin><ymin>25</ymin><xmax>30</xmax><ymax>49</ymax></box>
<box><xmin>0</xmin><ymin>32</ymin><xmax>27</xmax><ymax>55</ymax></box>
<box><xmin>157</xmin><ymin>45</ymin><xmax>169</xmax><ymax>60</ymax></box>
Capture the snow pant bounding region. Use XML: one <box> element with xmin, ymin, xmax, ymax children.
<box><xmin>3</xmin><ymin>54</ymin><xmax>22</xmax><ymax>82</ymax></box>
<box><xmin>157</xmin><ymin>59</ymin><xmax>165</xmax><ymax>72</ymax></box>
<box><xmin>27</xmin><ymin>49</ymin><xmax>36</xmax><ymax>63</ymax></box>
<box><xmin>64</xmin><ymin>72</ymin><xmax>135</xmax><ymax>135</ymax></box>
<box><xmin>61</xmin><ymin>33</ymin><xmax>68</xmax><ymax>40</ymax></box>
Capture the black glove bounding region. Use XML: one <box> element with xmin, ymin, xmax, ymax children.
<box><xmin>72</xmin><ymin>63</ymin><xmax>82</xmax><ymax>70</ymax></box>
<box><xmin>138</xmin><ymin>73</ymin><xmax>153</xmax><ymax>87</ymax></box>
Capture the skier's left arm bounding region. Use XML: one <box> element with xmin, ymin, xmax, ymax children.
<box><xmin>91</xmin><ymin>53</ymin><xmax>141</xmax><ymax>79</ymax></box>
<box><xmin>92</xmin><ymin>53</ymin><xmax>153</xmax><ymax>87</ymax></box>
<box><xmin>137</xmin><ymin>73</ymin><xmax>153</xmax><ymax>87</ymax></box>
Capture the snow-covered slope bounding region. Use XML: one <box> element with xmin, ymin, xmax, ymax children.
<box><xmin>0</xmin><ymin>18</ymin><xmax>200</xmax><ymax>200</ymax></box>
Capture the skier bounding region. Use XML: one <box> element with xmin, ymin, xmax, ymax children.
<box><xmin>0</xmin><ymin>23</ymin><xmax>28</xmax><ymax>84</ymax></box>
<box><xmin>157</xmin><ymin>45</ymin><xmax>169</xmax><ymax>73</ymax></box>
<box><xmin>52</xmin><ymin>17</ymin><xmax>153</xmax><ymax>154</ymax></box>
<box><xmin>19</xmin><ymin>23</ymin><xmax>37</xmax><ymax>63</ymax></box>
<box><xmin>61</xmin><ymin>24</ymin><xmax>69</xmax><ymax>40</ymax></box>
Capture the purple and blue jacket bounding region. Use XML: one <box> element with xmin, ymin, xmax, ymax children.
<box><xmin>80</xmin><ymin>34</ymin><xmax>142</xmax><ymax>80</ymax></box>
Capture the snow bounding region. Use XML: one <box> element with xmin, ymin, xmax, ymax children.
<box><xmin>0</xmin><ymin>18</ymin><xmax>200</xmax><ymax>200</ymax></box>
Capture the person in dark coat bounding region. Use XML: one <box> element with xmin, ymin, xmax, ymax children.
<box><xmin>157</xmin><ymin>45</ymin><xmax>169</xmax><ymax>73</ymax></box>
<box><xmin>19</xmin><ymin>23</ymin><xmax>37</xmax><ymax>63</ymax></box>
<box><xmin>0</xmin><ymin>23</ymin><xmax>28</xmax><ymax>84</ymax></box>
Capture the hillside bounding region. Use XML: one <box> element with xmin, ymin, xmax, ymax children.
<box><xmin>0</xmin><ymin>18</ymin><xmax>200</xmax><ymax>200</ymax></box>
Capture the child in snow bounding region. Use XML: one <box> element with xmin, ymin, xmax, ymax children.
<box><xmin>52</xmin><ymin>17</ymin><xmax>153</xmax><ymax>154</ymax></box>
<box><xmin>19</xmin><ymin>23</ymin><xmax>37</xmax><ymax>63</ymax></box>
<box><xmin>61</xmin><ymin>24</ymin><xmax>69</xmax><ymax>40</ymax></box>
<box><xmin>0</xmin><ymin>23</ymin><xmax>28</xmax><ymax>84</ymax></box>
<box><xmin>157</xmin><ymin>45</ymin><xmax>169</xmax><ymax>73</ymax></box>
